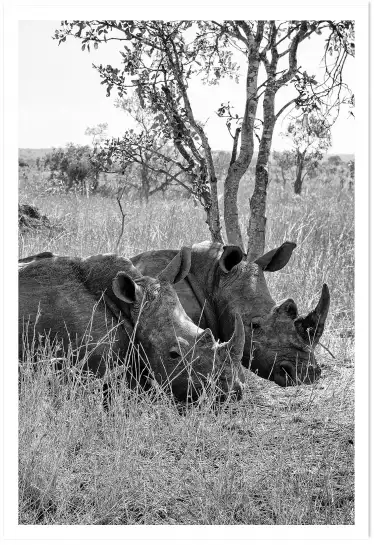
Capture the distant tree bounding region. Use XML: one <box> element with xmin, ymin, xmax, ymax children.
<box><xmin>212</xmin><ymin>151</ymin><xmax>232</xmax><ymax>181</ymax></box>
<box><xmin>85</xmin><ymin>124</ymin><xmax>109</xmax><ymax>191</ymax></box>
<box><xmin>55</xmin><ymin>20</ymin><xmax>354</xmax><ymax>255</ymax></box>
<box><xmin>327</xmin><ymin>154</ymin><xmax>343</xmax><ymax>167</ymax></box>
<box><xmin>66</xmin><ymin>158</ymin><xmax>91</xmax><ymax>191</ymax></box>
<box><xmin>347</xmin><ymin>159</ymin><xmax>354</xmax><ymax>191</ymax></box>
<box><xmin>324</xmin><ymin>154</ymin><xmax>344</xmax><ymax>184</ymax></box>
<box><xmin>44</xmin><ymin>144</ymin><xmax>99</xmax><ymax>194</ymax></box>
<box><xmin>282</xmin><ymin>114</ymin><xmax>331</xmax><ymax>194</ymax></box>
<box><xmin>272</xmin><ymin>150</ymin><xmax>295</xmax><ymax>187</ymax></box>
<box><xmin>85</xmin><ymin>122</ymin><xmax>108</xmax><ymax>147</ymax></box>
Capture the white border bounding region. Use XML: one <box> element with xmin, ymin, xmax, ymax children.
<box><xmin>2</xmin><ymin>2</ymin><xmax>370</xmax><ymax>542</ymax></box>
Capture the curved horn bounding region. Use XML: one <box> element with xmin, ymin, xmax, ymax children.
<box><xmin>294</xmin><ymin>284</ymin><xmax>330</xmax><ymax>345</ymax></box>
<box><xmin>158</xmin><ymin>247</ymin><xmax>191</xmax><ymax>284</ymax></box>
<box><xmin>218</xmin><ymin>314</ymin><xmax>245</xmax><ymax>364</ymax></box>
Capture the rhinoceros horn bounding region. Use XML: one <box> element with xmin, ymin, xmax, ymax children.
<box><xmin>294</xmin><ymin>284</ymin><xmax>330</xmax><ymax>346</ymax></box>
<box><xmin>217</xmin><ymin>313</ymin><xmax>245</xmax><ymax>363</ymax></box>
<box><xmin>158</xmin><ymin>247</ymin><xmax>191</xmax><ymax>284</ymax></box>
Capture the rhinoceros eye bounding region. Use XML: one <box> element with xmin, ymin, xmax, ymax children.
<box><xmin>169</xmin><ymin>350</ymin><xmax>181</xmax><ymax>360</ymax></box>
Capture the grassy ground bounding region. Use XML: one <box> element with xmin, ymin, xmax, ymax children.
<box><xmin>18</xmin><ymin>171</ymin><xmax>354</xmax><ymax>525</ymax></box>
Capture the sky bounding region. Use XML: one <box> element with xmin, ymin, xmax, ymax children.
<box><xmin>18</xmin><ymin>20</ymin><xmax>355</xmax><ymax>153</ymax></box>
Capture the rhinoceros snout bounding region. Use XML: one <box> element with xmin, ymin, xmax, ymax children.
<box><xmin>274</xmin><ymin>361</ymin><xmax>321</xmax><ymax>387</ymax></box>
<box><xmin>217</xmin><ymin>374</ymin><xmax>245</xmax><ymax>401</ymax></box>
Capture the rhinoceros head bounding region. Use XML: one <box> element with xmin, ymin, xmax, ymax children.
<box><xmin>206</xmin><ymin>241</ymin><xmax>330</xmax><ymax>387</ymax></box>
<box><xmin>246</xmin><ymin>286</ymin><xmax>330</xmax><ymax>386</ymax></box>
<box><xmin>159</xmin><ymin>312</ymin><xmax>246</xmax><ymax>402</ymax></box>
<box><xmin>113</xmin><ymin>248</ymin><xmax>245</xmax><ymax>400</ymax></box>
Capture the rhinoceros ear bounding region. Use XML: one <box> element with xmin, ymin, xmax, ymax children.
<box><xmin>219</xmin><ymin>245</ymin><xmax>244</xmax><ymax>273</ymax></box>
<box><xmin>112</xmin><ymin>272</ymin><xmax>143</xmax><ymax>304</ymax></box>
<box><xmin>254</xmin><ymin>241</ymin><xmax>296</xmax><ymax>272</ymax></box>
<box><xmin>158</xmin><ymin>246</ymin><xmax>191</xmax><ymax>284</ymax></box>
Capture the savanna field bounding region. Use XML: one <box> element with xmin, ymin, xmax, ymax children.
<box><xmin>18</xmin><ymin>169</ymin><xmax>354</xmax><ymax>525</ymax></box>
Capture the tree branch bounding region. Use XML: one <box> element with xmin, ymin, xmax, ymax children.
<box><xmin>275</xmin><ymin>97</ymin><xmax>297</xmax><ymax>120</ymax></box>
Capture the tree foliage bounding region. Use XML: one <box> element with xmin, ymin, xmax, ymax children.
<box><xmin>94</xmin><ymin>95</ymin><xmax>194</xmax><ymax>202</ymax></box>
<box><xmin>44</xmin><ymin>144</ymin><xmax>101</xmax><ymax>193</ymax></box>
<box><xmin>85</xmin><ymin>123</ymin><xmax>108</xmax><ymax>147</ymax></box>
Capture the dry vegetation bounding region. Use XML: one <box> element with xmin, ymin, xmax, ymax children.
<box><xmin>18</xmin><ymin>168</ymin><xmax>354</xmax><ymax>525</ymax></box>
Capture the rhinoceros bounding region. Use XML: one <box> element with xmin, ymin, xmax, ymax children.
<box><xmin>19</xmin><ymin>249</ymin><xmax>246</xmax><ymax>402</ymax></box>
<box><xmin>131</xmin><ymin>241</ymin><xmax>330</xmax><ymax>387</ymax></box>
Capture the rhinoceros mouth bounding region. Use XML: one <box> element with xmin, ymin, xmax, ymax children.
<box><xmin>273</xmin><ymin>361</ymin><xmax>321</xmax><ymax>387</ymax></box>
<box><xmin>273</xmin><ymin>362</ymin><xmax>296</xmax><ymax>387</ymax></box>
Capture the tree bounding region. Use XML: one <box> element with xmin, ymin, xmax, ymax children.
<box><xmin>327</xmin><ymin>154</ymin><xmax>343</xmax><ymax>168</ymax></box>
<box><xmin>85</xmin><ymin>123</ymin><xmax>109</xmax><ymax>191</ymax></box>
<box><xmin>282</xmin><ymin>114</ymin><xmax>331</xmax><ymax>194</ymax></box>
<box><xmin>347</xmin><ymin>159</ymin><xmax>354</xmax><ymax>191</ymax></box>
<box><xmin>272</xmin><ymin>150</ymin><xmax>295</xmax><ymax>187</ymax></box>
<box><xmin>44</xmin><ymin>144</ymin><xmax>98</xmax><ymax>194</ymax></box>
<box><xmin>54</xmin><ymin>20</ymin><xmax>354</xmax><ymax>255</ymax></box>
<box><xmin>85</xmin><ymin>122</ymin><xmax>108</xmax><ymax>147</ymax></box>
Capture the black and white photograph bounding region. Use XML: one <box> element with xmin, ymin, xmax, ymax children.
<box><xmin>1</xmin><ymin>2</ymin><xmax>370</xmax><ymax>541</ymax></box>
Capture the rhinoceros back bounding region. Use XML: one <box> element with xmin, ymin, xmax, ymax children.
<box><xmin>19</xmin><ymin>256</ymin><xmax>132</xmax><ymax>375</ymax></box>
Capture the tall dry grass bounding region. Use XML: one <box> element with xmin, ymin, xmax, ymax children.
<box><xmin>18</xmin><ymin>172</ymin><xmax>354</xmax><ymax>525</ymax></box>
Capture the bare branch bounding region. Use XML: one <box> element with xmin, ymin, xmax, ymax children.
<box><xmin>275</xmin><ymin>97</ymin><xmax>297</xmax><ymax>120</ymax></box>
<box><xmin>115</xmin><ymin>181</ymin><xmax>127</xmax><ymax>251</ymax></box>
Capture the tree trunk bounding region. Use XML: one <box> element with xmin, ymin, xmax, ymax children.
<box><xmin>166</xmin><ymin>47</ymin><xmax>223</xmax><ymax>244</ymax></box>
<box><xmin>206</xmin><ymin>173</ymin><xmax>224</xmax><ymax>244</ymax></box>
<box><xmin>294</xmin><ymin>170</ymin><xmax>303</xmax><ymax>194</ymax></box>
<box><xmin>280</xmin><ymin>167</ymin><xmax>287</xmax><ymax>188</ymax></box>
<box><xmin>224</xmin><ymin>166</ymin><xmax>244</xmax><ymax>249</ymax></box>
<box><xmin>247</xmin><ymin>88</ymin><xmax>276</xmax><ymax>262</ymax></box>
<box><xmin>223</xmin><ymin>46</ymin><xmax>261</xmax><ymax>249</ymax></box>
<box><xmin>141</xmin><ymin>163</ymin><xmax>150</xmax><ymax>203</ymax></box>
<box><xmin>245</xmin><ymin>21</ymin><xmax>309</xmax><ymax>261</ymax></box>
<box><xmin>247</xmin><ymin>165</ymin><xmax>269</xmax><ymax>261</ymax></box>
<box><xmin>294</xmin><ymin>151</ymin><xmax>305</xmax><ymax>194</ymax></box>
<box><xmin>91</xmin><ymin>172</ymin><xmax>99</xmax><ymax>192</ymax></box>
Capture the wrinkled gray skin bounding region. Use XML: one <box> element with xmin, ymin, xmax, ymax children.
<box><xmin>131</xmin><ymin>241</ymin><xmax>330</xmax><ymax>387</ymax></box>
<box><xmin>19</xmin><ymin>249</ymin><xmax>245</xmax><ymax>401</ymax></box>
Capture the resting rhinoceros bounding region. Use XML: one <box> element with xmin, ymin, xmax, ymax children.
<box><xmin>19</xmin><ymin>249</ymin><xmax>245</xmax><ymax>402</ymax></box>
<box><xmin>131</xmin><ymin>241</ymin><xmax>330</xmax><ymax>387</ymax></box>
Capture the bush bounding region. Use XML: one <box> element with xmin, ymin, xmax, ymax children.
<box><xmin>44</xmin><ymin>144</ymin><xmax>100</xmax><ymax>194</ymax></box>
